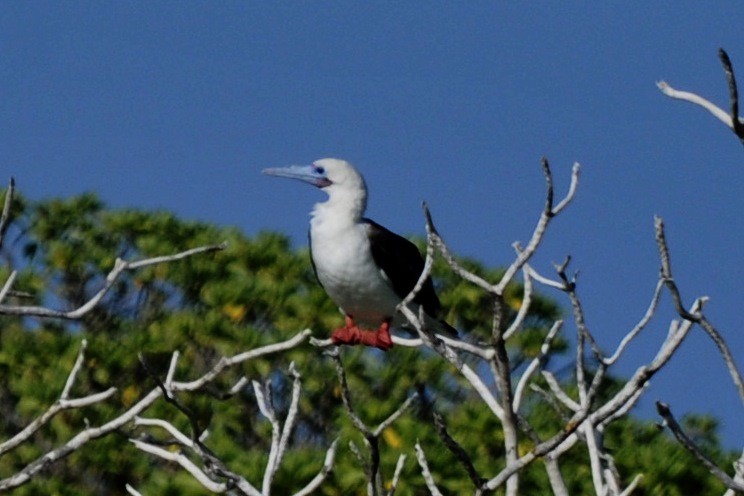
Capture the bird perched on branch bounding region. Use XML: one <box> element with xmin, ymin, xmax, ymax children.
<box><xmin>263</xmin><ymin>158</ymin><xmax>456</xmax><ymax>350</ymax></box>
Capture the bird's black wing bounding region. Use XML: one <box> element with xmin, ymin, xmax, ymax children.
<box><xmin>364</xmin><ymin>218</ymin><xmax>455</xmax><ymax>335</ymax></box>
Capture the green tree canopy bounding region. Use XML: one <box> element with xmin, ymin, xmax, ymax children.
<box><xmin>0</xmin><ymin>193</ymin><xmax>734</xmax><ymax>495</ymax></box>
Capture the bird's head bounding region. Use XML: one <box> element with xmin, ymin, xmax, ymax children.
<box><xmin>262</xmin><ymin>158</ymin><xmax>367</xmax><ymax>197</ymax></box>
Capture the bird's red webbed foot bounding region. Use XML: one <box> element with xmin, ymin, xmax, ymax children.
<box><xmin>331</xmin><ymin>316</ymin><xmax>393</xmax><ymax>351</ymax></box>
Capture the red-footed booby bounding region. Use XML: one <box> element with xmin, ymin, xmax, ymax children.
<box><xmin>263</xmin><ymin>158</ymin><xmax>456</xmax><ymax>351</ymax></box>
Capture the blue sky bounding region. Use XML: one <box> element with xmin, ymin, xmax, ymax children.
<box><xmin>1</xmin><ymin>3</ymin><xmax>742</xmax><ymax>447</ymax></box>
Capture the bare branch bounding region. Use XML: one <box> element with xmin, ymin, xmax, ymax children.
<box><xmin>432</xmin><ymin>412</ymin><xmax>485</xmax><ymax>489</ymax></box>
<box><xmin>0</xmin><ymin>177</ymin><xmax>15</xmax><ymax>250</ymax></box>
<box><xmin>423</xmin><ymin>202</ymin><xmax>494</xmax><ymax>292</ymax></box>
<box><xmin>175</xmin><ymin>329</ymin><xmax>312</xmax><ymax>390</ymax></box>
<box><xmin>655</xmin><ymin>216</ymin><xmax>700</xmax><ymax>322</ymax></box>
<box><xmin>513</xmin><ymin>320</ymin><xmax>563</xmax><ymax>412</ymax></box>
<box><xmin>125</xmin><ymin>484</ymin><xmax>142</xmax><ymax>496</ymax></box>
<box><xmin>658</xmin><ymin>48</ymin><xmax>744</xmax><ymax>145</ymax></box>
<box><xmin>657</xmin><ymin>81</ymin><xmax>733</xmax><ymax>128</ymax></box>
<box><xmin>543</xmin><ymin>456</ymin><xmax>569</xmax><ymax>496</ymax></box>
<box><xmin>0</xmin><ymin>270</ymin><xmax>17</xmax><ymax>304</ymax></box>
<box><xmin>697</xmin><ymin>316</ymin><xmax>744</xmax><ymax>408</ymax></box>
<box><xmin>503</xmin><ymin>266</ymin><xmax>534</xmax><ymax>340</ymax></box>
<box><xmin>657</xmin><ymin>401</ymin><xmax>744</xmax><ymax>493</ymax></box>
<box><xmin>414</xmin><ymin>441</ymin><xmax>444</xmax><ymax>496</ymax></box>
<box><xmin>292</xmin><ymin>439</ymin><xmax>339</xmax><ymax>496</ymax></box>
<box><xmin>719</xmin><ymin>48</ymin><xmax>743</xmax><ymax>138</ymax></box>
<box><xmin>373</xmin><ymin>393</ymin><xmax>418</xmax><ymax>437</ymax></box>
<box><xmin>723</xmin><ymin>450</ymin><xmax>744</xmax><ymax>496</ymax></box>
<box><xmin>655</xmin><ymin>216</ymin><xmax>744</xmax><ymax>405</ymax></box>
<box><xmin>330</xmin><ymin>349</ymin><xmax>372</xmax><ymax>436</ymax></box>
<box><xmin>398</xmin><ymin>203</ymin><xmax>437</xmax><ymax>309</ymax></box>
<box><xmin>539</xmin><ymin>371</ymin><xmax>580</xmax><ymax>412</ymax></box>
<box><xmin>495</xmin><ymin>160</ymin><xmax>581</xmax><ymax>295</ymax></box>
<box><xmin>0</xmin><ymin>339</ymin><xmax>117</xmax><ymax>458</ymax></box>
<box><xmin>386</xmin><ymin>454</ymin><xmax>407</xmax><ymax>496</ymax></box>
<box><xmin>604</xmin><ymin>279</ymin><xmax>665</xmax><ymax>365</ymax></box>
<box><xmin>482</xmin><ymin>407</ymin><xmax>591</xmax><ymax>491</ymax></box>
<box><xmin>0</xmin><ymin>242</ymin><xmax>227</xmax><ymax>319</ymax></box>
<box><xmin>130</xmin><ymin>439</ymin><xmax>236</xmax><ymax>494</ymax></box>
<box><xmin>61</xmin><ymin>339</ymin><xmax>88</xmax><ymax>400</ymax></box>
<box><xmin>0</xmin><ymin>331</ymin><xmax>312</xmax><ymax>491</ymax></box>
<box><xmin>392</xmin><ymin>334</ymin><xmax>496</xmax><ymax>359</ymax></box>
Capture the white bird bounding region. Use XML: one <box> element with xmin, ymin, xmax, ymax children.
<box><xmin>263</xmin><ymin>158</ymin><xmax>456</xmax><ymax>350</ymax></box>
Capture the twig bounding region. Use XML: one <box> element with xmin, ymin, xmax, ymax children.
<box><xmin>657</xmin><ymin>401</ymin><xmax>744</xmax><ymax>492</ymax></box>
<box><xmin>655</xmin><ymin>216</ymin><xmax>699</xmax><ymax>322</ymax></box>
<box><xmin>503</xmin><ymin>266</ymin><xmax>533</xmax><ymax>340</ymax></box>
<box><xmin>657</xmin><ymin>81</ymin><xmax>733</xmax><ymax>129</ymax></box>
<box><xmin>0</xmin><ymin>331</ymin><xmax>313</xmax><ymax>491</ymax></box>
<box><xmin>494</xmin><ymin>160</ymin><xmax>580</xmax><ymax>295</ymax></box>
<box><xmin>0</xmin><ymin>177</ymin><xmax>15</xmax><ymax>250</ymax></box>
<box><xmin>0</xmin><ymin>243</ymin><xmax>227</xmax><ymax>319</ymax></box>
<box><xmin>604</xmin><ymin>279</ymin><xmax>665</xmax><ymax>365</ymax></box>
<box><xmin>292</xmin><ymin>439</ymin><xmax>339</xmax><ymax>496</ymax></box>
<box><xmin>655</xmin><ymin>217</ymin><xmax>744</xmax><ymax>405</ymax></box>
<box><xmin>481</xmin><ymin>407</ymin><xmax>591</xmax><ymax>491</ymax></box>
<box><xmin>386</xmin><ymin>454</ymin><xmax>407</xmax><ymax>496</ymax></box>
<box><xmin>723</xmin><ymin>449</ymin><xmax>744</xmax><ymax>496</ymax></box>
<box><xmin>0</xmin><ymin>271</ymin><xmax>17</xmax><ymax>304</ymax></box>
<box><xmin>697</xmin><ymin>316</ymin><xmax>744</xmax><ymax>408</ymax></box>
<box><xmin>414</xmin><ymin>441</ymin><xmax>444</xmax><ymax>496</ymax></box>
<box><xmin>719</xmin><ymin>48</ymin><xmax>744</xmax><ymax>139</ymax></box>
<box><xmin>658</xmin><ymin>48</ymin><xmax>744</xmax><ymax>145</ymax></box>
<box><xmin>130</xmin><ymin>439</ymin><xmax>234</xmax><ymax>493</ymax></box>
<box><xmin>513</xmin><ymin>320</ymin><xmax>563</xmax><ymax>412</ymax></box>
<box><xmin>392</xmin><ymin>334</ymin><xmax>495</xmax><ymax>360</ymax></box>
<box><xmin>432</xmin><ymin>412</ymin><xmax>485</xmax><ymax>488</ymax></box>
<box><xmin>422</xmin><ymin>203</ymin><xmax>493</xmax><ymax>292</ymax></box>
<box><xmin>0</xmin><ymin>340</ymin><xmax>117</xmax><ymax>457</ymax></box>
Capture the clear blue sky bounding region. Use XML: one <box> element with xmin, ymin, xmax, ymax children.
<box><xmin>1</xmin><ymin>3</ymin><xmax>742</xmax><ymax>447</ymax></box>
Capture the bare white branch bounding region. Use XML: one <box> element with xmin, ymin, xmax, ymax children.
<box><xmin>125</xmin><ymin>484</ymin><xmax>142</xmax><ymax>496</ymax></box>
<box><xmin>61</xmin><ymin>339</ymin><xmax>88</xmax><ymax>400</ymax></box>
<box><xmin>0</xmin><ymin>243</ymin><xmax>227</xmax><ymax>320</ymax></box>
<box><xmin>503</xmin><ymin>267</ymin><xmax>534</xmax><ymax>340</ymax></box>
<box><xmin>513</xmin><ymin>320</ymin><xmax>563</xmax><ymax>412</ymax></box>
<box><xmin>130</xmin><ymin>439</ymin><xmax>233</xmax><ymax>493</ymax></box>
<box><xmin>133</xmin><ymin>417</ymin><xmax>194</xmax><ymax>446</ymax></box>
<box><xmin>414</xmin><ymin>441</ymin><xmax>444</xmax><ymax>496</ymax></box>
<box><xmin>387</xmin><ymin>454</ymin><xmax>407</xmax><ymax>496</ymax></box>
<box><xmin>0</xmin><ymin>270</ymin><xmax>17</xmax><ymax>304</ymax></box>
<box><xmin>0</xmin><ymin>177</ymin><xmax>15</xmax><ymax>249</ymax></box>
<box><xmin>292</xmin><ymin>439</ymin><xmax>339</xmax><ymax>496</ymax></box>
<box><xmin>494</xmin><ymin>160</ymin><xmax>581</xmax><ymax>295</ymax></box>
<box><xmin>657</xmin><ymin>81</ymin><xmax>734</xmax><ymax>129</ymax></box>
<box><xmin>0</xmin><ymin>339</ymin><xmax>116</xmax><ymax>458</ymax></box>
<box><xmin>657</xmin><ymin>401</ymin><xmax>744</xmax><ymax>493</ymax></box>
<box><xmin>604</xmin><ymin>279</ymin><xmax>665</xmax><ymax>365</ymax></box>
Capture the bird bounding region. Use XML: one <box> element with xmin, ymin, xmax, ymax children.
<box><xmin>262</xmin><ymin>158</ymin><xmax>456</xmax><ymax>351</ymax></box>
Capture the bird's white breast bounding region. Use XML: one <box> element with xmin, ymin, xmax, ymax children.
<box><xmin>310</xmin><ymin>215</ymin><xmax>400</xmax><ymax>327</ymax></box>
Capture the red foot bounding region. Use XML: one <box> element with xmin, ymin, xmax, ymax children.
<box><xmin>331</xmin><ymin>316</ymin><xmax>393</xmax><ymax>351</ymax></box>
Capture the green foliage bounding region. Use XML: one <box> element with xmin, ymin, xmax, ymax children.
<box><xmin>0</xmin><ymin>193</ymin><xmax>735</xmax><ymax>494</ymax></box>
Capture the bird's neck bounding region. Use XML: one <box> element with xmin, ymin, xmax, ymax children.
<box><xmin>311</xmin><ymin>190</ymin><xmax>367</xmax><ymax>229</ymax></box>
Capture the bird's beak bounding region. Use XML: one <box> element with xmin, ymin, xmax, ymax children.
<box><xmin>262</xmin><ymin>165</ymin><xmax>332</xmax><ymax>188</ymax></box>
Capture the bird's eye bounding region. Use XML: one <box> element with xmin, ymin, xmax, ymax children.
<box><xmin>314</xmin><ymin>166</ymin><xmax>325</xmax><ymax>175</ymax></box>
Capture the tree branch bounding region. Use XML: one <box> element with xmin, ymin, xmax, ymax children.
<box><xmin>657</xmin><ymin>401</ymin><xmax>744</xmax><ymax>493</ymax></box>
<box><xmin>658</xmin><ymin>48</ymin><xmax>744</xmax><ymax>145</ymax></box>
<box><xmin>0</xmin><ymin>177</ymin><xmax>15</xmax><ymax>250</ymax></box>
<box><xmin>0</xmin><ymin>242</ymin><xmax>228</xmax><ymax>319</ymax></box>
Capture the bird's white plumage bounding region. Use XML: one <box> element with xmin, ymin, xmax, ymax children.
<box><xmin>309</xmin><ymin>159</ymin><xmax>403</xmax><ymax>327</ymax></box>
<box><xmin>264</xmin><ymin>157</ymin><xmax>454</xmax><ymax>337</ymax></box>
